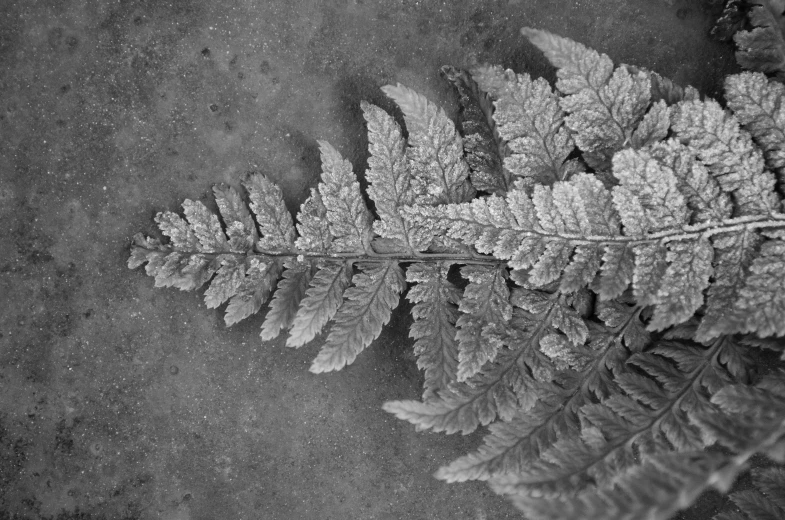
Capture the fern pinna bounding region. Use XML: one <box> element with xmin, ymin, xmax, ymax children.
<box><xmin>129</xmin><ymin>27</ymin><xmax>785</xmax><ymax>519</ymax></box>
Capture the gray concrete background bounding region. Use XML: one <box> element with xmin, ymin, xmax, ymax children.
<box><xmin>0</xmin><ymin>0</ymin><xmax>736</xmax><ymax>518</ymax></box>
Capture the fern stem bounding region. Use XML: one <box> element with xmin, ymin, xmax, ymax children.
<box><xmin>133</xmin><ymin>244</ymin><xmax>507</xmax><ymax>266</ymax></box>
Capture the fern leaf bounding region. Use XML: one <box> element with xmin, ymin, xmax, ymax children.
<box><xmin>648</xmin><ymin>139</ymin><xmax>733</xmax><ymax>224</ymax></box>
<box><xmin>361</xmin><ymin>101</ymin><xmax>430</xmax><ymax>251</ymax></box>
<box><xmin>729</xmin><ymin>238</ymin><xmax>785</xmax><ymax>337</ymax></box>
<box><xmin>696</xmin><ymin>229</ymin><xmax>762</xmax><ymax>342</ymax></box>
<box><xmin>441</xmin><ymin>66</ymin><xmax>510</xmax><ymax>194</ymax></box>
<box><xmin>733</xmin><ymin>1</ymin><xmax>785</xmax><ymax>80</ymax></box>
<box><xmin>521</xmin><ymin>27</ymin><xmax>651</xmax><ymax>167</ymax></box>
<box><xmin>671</xmin><ymin>97</ymin><xmax>779</xmax><ymax>216</ymax></box>
<box><xmin>204</xmin><ymin>255</ymin><xmax>245</xmax><ymax>308</ymax></box>
<box><xmin>294</xmin><ymin>188</ymin><xmax>332</xmax><ymax>253</ymax></box>
<box><xmin>406</xmin><ymin>262</ymin><xmax>460</xmax><ymax>400</ymax></box>
<box><xmin>435</xmin><ymin>300</ymin><xmax>642</xmax><ymax>484</ymax></box>
<box><xmin>494</xmin><ymin>451</ymin><xmax>732</xmax><ymax>520</ymax></box>
<box><xmin>472</xmin><ymin>64</ymin><xmax>575</xmax><ymax>186</ymax></box>
<box><xmin>286</xmin><ymin>260</ymin><xmax>352</xmax><ymax>348</ymax></box>
<box><xmin>316</xmin><ymin>141</ymin><xmax>373</xmax><ymax>252</ymax></box>
<box><xmin>243</xmin><ymin>173</ymin><xmax>296</xmax><ymax>252</ymax></box>
<box><xmin>213</xmin><ymin>183</ymin><xmax>258</xmax><ymax>251</ymax></box>
<box><xmin>310</xmin><ymin>261</ymin><xmax>405</xmax><ymax>373</ymax></box>
<box><xmin>260</xmin><ymin>258</ymin><xmax>315</xmax><ymax>340</ymax></box>
<box><xmin>223</xmin><ymin>257</ymin><xmax>280</xmax><ymax>326</ymax></box>
<box><xmin>648</xmin><ymin>237</ymin><xmax>714</xmax><ymax>331</ymax></box>
<box><xmin>384</xmin><ymin>288</ymin><xmax>582</xmax><ymax>435</ymax></box>
<box><xmin>725</xmin><ymin>72</ymin><xmax>785</xmax><ymax>196</ymax></box>
<box><xmin>455</xmin><ymin>264</ymin><xmax>512</xmax><ymax>382</ymax></box>
<box><xmin>612</xmin><ymin>148</ymin><xmax>690</xmax><ymax>232</ymax></box>
<box><xmin>630</xmin><ymin>99</ymin><xmax>670</xmax><ymax>149</ymax></box>
<box><xmin>381</xmin><ymin>83</ymin><xmax>475</xmax><ymax>204</ymax></box>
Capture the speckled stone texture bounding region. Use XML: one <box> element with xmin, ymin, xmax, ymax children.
<box><xmin>0</xmin><ymin>1</ymin><xmax>736</xmax><ymax>519</ymax></box>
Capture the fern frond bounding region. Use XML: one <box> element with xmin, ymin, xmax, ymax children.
<box><xmin>441</xmin><ymin>66</ymin><xmax>510</xmax><ymax>194</ymax></box>
<box><xmin>455</xmin><ymin>264</ymin><xmax>512</xmax><ymax>381</ymax></box>
<box><xmin>725</xmin><ymin>72</ymin><xmax>785</xmax><ymax>196</ymax></box>
<box><xmin>260</xmin><ymin>257</ymin><xmax>314</xmax><ymax>340</ymax></box>
<box><xmin>401</xmin><ymin>152</ymin><xmax>785</xmax><ymax>336</ymax></box>
<box><xmin>286</xmin><ymin>261</ymin><xmax>353</xmax><ymax>348</ymax></box>
<box><xmin>310</xmin><ymin>261</ymin><xmax>405</xmax><ymax>373</ymax></box>
<box><xmin>521</xmin><ymin>27</ymin><xmax>651</xmax><ymax>168</ymax></box>
<box><xmin>362</xmin><ymin>101</ymin><xmax>429</xmax><ymax>252</ymax></box>
<box><xmin>435</xmin><ymin>299</ymin><xmax>644</xmax><ymax>484</ymax></box>
<box><xmin>382</xmin><ymin>83</ymin><xmax>475</xmax><ymax>204</ymax></box>
<box><xmin>406</xmin><ymin>262</ymin><xmax>460</xmax><ymax>400</ymax></box>
<box><xmin>471</xmin><ymin>64</ymin><xmax>576</xmax><ymax>186</ymax></box>
<box><xmin>383</xmin><ymin>287</ymin><xmax>585</xmax><ymax>435</ymax></box>
<box><xmin>244</xmin><ymin>173</ymin><xmax>296</xmax><ymax>251</ymax></box>
<box><xmin>316</xmin><ymin>140</ymin><xmax>374</xmax><ymax>252</ymax></box>
<box><xmin>670</xmin><ymin>97</ymin><xmax>779</xmax><ymax>216</ymax></box>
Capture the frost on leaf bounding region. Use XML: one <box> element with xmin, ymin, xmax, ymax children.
<box><xmin>316</xmin><ymin>141</ymin><xmax>373</xmax><ymax>252</ymax></box>
<box><xmin>612</xmin><ymin>148</ymin><xmax>689</xmax><ymax>232</ymax></box>
<box><xmin>213</xmin><ymin>183</ymin><xmax>258</xmax><ymax>252</ymax></box>
<box><xmin>382</xmin><ymin>83</ymin><xmax>475</xmax><ymax>204</ymax></box>
<box><xmin>362</xmin><ymin>101</ymin><xmax>430</xmax><ymax>251</ymax></box>
<box><xmin>725</xmin><ymin>72</ymin><xmax>785</xmax><ymax>195</ymax></box>
<box><xmin>244</xmin><ymin>173</ymin><xmax>296</xmax><ymax>252</ymax></box>
<box><xmin>223</xmin><ymin>256</ymin><xmax>280</xmax><ymax>326</ymax></box>
<box><xmin>472</xmin><ymin>64</ymin><xmax>575</xmax><ymax>186</ymax></box>
<box><xmin>522</xmin><ymin>27</ymin><xmax>651</xmax><ymax>168</ymax></box>
<box><xmin>295</xmin><ymin>189</ymin><xmax>332</xmax><ymax>253</ymax></box>
<box><xmin>671</xmin><ymin>97</ymin><xmax>779</xmax><ymax>216</ymax></box>
<box><xmin>310</xmin><ymin>261</ymin><xmax>406</xmax><ymax>373</ymax></box>
<box><xmin>441</xmin><ymin>66</ymin><xmax>510</xmax><ymax>194</ymax></box>
<box><xmin>407</xmin><ymin>262</ymin><xmax>460</xmax><ymax>400</ymax></box>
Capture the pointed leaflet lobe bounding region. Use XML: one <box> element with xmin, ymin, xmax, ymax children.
<box><xmin>287</xmin><ymin>261</ymin><xmax>353</xmax><ymax>348</ymax></box>
<box><xmin>362</xmin><ymin>101</ymin><xmax>429</xmax><ymax>251</ymax></box>
<box><xmin>294</xmin><ymin>189</ymin><xmax>332</xmax><ymax>253</ymax></box>
<box><xmin>729</xmin><ymin>238</ymin><xmax>785</xmax><ymax>337</ymax></box>
<box><xmin>223</xmin><ymin>257</ymin><xmax>280</xmax><ymax>326</ymax></box>
<box><xmin>406</xmin><ymin>262</ymin><xmax>460</xmax><ymax>400</ymax></box>
<box><xmin>455</xmin><ymin>265</ymin><xmax>512</xmax><ymax>382</ymax></box>
<box><xmin>522</xmin><ymin>27</ymin><xmax>651</xmax><ymax>166</ymax></box>
<box><xmin>671</xmin><ymin>97</ymin><xmax>779</xmax><ymax>216</ymax></box>
<box><xmin>382</xmin><ymin>83</ymin><xmax>475</xmax><ymax>204</ymax></box>
<box><xmin>316</xmin><ymin>141</ymin><xmax>373</xmax><ymax>252</ymax></box>
<box><xmin>725</xmin><ymin>71</ymin><xmax>785</xmax><ymax>195</ymax></box>
<box><xmin>310</xmin><ymin>261</ymin><xmax>406</xmax><ymax>372</ymax></box>
<box><xmin>244</xmin><ymin>173</ymin><xmax>296</xmax><ymax>252</ymax></box>
<box><xmin>696</xmin><ymin>229</ymin><xmax>761</xmax><ymax>342</ymax></box>
<box><xmin>213</xmin><ymin>183</ymin><xmax>258</xmax><ymax>252</ymax></box>
<box><xmin>648</xmin><ymin>139</ymin><xmax>732</xmax><ymax>224</ymax></box>
<box><xmin>612</xmin><ymin>148</ymin><xmax>690</xmax><ymax>232</ymax></box>
<box><xmin>261</xmin><ymin>258</ymin><xmax>315</xmax><ymax>341</ymax></box>
<box><xmin>472</xmin><ymin>64</ymin><xmax>574</xmax><ymax>185</ymax></box>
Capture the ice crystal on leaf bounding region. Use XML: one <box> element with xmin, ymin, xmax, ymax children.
<box><xmin>129</xmin><ymin>27</ymin><xmax>785</xmax><ymax>519</ymax></box>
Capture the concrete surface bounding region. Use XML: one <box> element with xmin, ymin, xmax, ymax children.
<box><xmin>0</xmin><ymin>0</ymin><xmax>737</xmax><ymax>518</ymax></box>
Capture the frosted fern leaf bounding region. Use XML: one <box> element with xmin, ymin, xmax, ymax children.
<box><xmin>129</xmin><ymin>27</ymin><xmax>785</xmax><ymax>520</ymax></box>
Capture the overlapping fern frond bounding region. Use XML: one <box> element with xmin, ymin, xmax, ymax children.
<box><xmin>129</xmin><ymin>26</ymin><xmax>785</xmax><ymax>519</ymax></box>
